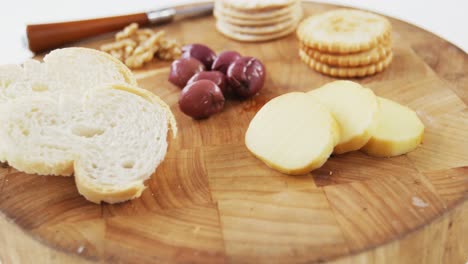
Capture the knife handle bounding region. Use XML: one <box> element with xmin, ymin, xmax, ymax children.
<box><xmin>26</xmin><ymin>13</ymin><xmax>151</xmax><ymax>54</ymax></box>
<box><xmin>26</xmin><ymin>3</ymin><xmax>213</xmax><ymax>54</ymax></box>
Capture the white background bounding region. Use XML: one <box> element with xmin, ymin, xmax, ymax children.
<box><xmin>1</xmin><ymin>0</ymin><xmax>466</xmax><ymax>64</ymax></box>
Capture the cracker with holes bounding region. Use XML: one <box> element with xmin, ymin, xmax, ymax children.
<box><xmin>219</xmin><ymin>0</ymin><xmax>298</xmax><ymax>11</ymax></box>
<box><xmin>299</xmin><ymin>49</ymin><xmax>393</xmax><ymax>77</ymax></box>
<box><xmin>297</xmin><ymin>9</ymin><xmax>393</xmax><ymax>77</ymax></box>
<box><xmin>300</xmin><ymin>38</ymin><xmax>392</xmax><ymax>67</ymax></box>
<box><xmin>214</xmin><ymin>0</ymin><xmax>303</xmax><ymax>42</ymax></box>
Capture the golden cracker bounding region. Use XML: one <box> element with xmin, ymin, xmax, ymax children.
<box><xmin>301</xmin><ymin>41</ymin><xmax>392</xmax><ymax>67</ymax></box>
<box><xmin>216</xmin><ymin>20</ymin><xmax>297</xmax><ymax>42</ymax></box>
<box><xmin>219</xmin><ymin>0</ymin><xmax>299</xmax><ymax>12</ymax></box>
<box><xmin>214</xmin><ymin>5</ymin><xmax>301</xmax><ymax>26</ymax></box>
<box><xmin>299</xmin><ymin>49</ymin><xmax>393</xmax><ymax>77</ymax></box>
<box><xmin>216</xmin><ymin>10</ymin><xmax>302</xmax><ymax>35</ymax></box>
<box><xmin>297</xmin><ymin>9</ymin><xmax>392</xmax><ymax>54</ymax></box>
<box><xmin>215</xmin><ymin>1</ymin><xmax>299</xmax><ymax>20</ymax></box>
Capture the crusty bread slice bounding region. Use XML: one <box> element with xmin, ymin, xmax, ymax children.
<box><xmin>0</xmin><ymin>48</ymin><xmax>177</xmax><ymax>203</ymax></box>
<box><xmin>0</xmin><ymin>95</ymin><xmax>77</xmax><ymax>175</ymax></box>
<box><xmin>0</xmin><ymin>84</ymin><xmax>176</xmax><ymax>203</ymax></box>
<box><xmin>245</xmin><ymin>92</ymin><xmax>339</xmax><ymax>175</ymax></box>
<box><xmin>0</xmin><ymin>48</ymin><xmax>140</xmax><ymax>162</ymax></box>
<box><xmin>42</xmin><ymin>47</ymin><xmax>137</xmax><ymax>90</ymax></box>
<box><xmin>0</xmin><ymin>48</ymin><xmax>137</xmax><ymax>102</ymax></box>
<box><xmin>75</xmin><ymin>84</ymin><xmax>176</xmax><ymax>203</ymax></box>
<box><xmin>308</xmin><ymin>80</ymin><xmax>379</xmax><ymax>154</ymax></box>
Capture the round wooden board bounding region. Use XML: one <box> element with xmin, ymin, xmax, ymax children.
<box><xmin>1</xmin><ymin>2</ymin><xmax>467</xmax><ymax>263</ymax></box>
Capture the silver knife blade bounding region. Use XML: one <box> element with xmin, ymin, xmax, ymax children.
<box><xmin>146</xmin><ymin>2</ymin><xmax>214</xmax><ymax>24</ymax></box>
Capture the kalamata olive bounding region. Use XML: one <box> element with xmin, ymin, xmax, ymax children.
<box><xmin>181</xmin><ymin>44</ymin><xmax>217</xmax><ymax>70</ymax></box>
<box><xmin>168</xmin><ymin>58</ymin><xmax>205</xmax><ymax>88</ymax></box>
<box><xmin>211</xmin><ymin>51</ymin><xmax>241</xmax><ymax>74</ymax></box>
<box><xmin>227</xmin><ymin>57</ymin><xmax>266</xmax><ymax>98</ymax></box>
<box><xmin>188</xmin><ymin>71</ymin><xmax>230</xmax><ymax>96</ymax></box>
<box><xmin>179</xmin><ymin>80</ymin><xmax>225</xmax><ymax>119</ymax></box>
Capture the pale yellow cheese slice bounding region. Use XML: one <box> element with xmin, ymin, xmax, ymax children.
<box><xmin>245</xmin><ymin>92</ymin><xmax>339</xmax><ymax>175</ymax></box>
<box><xmin>361</xmin><ymin>97</ymin><xmax>424</xmax><ymax>157</ymax></box>
<box><xmin>308</xmin><ymin>80</ymin><xmax>379</xmax><ymax>154</ymax></box>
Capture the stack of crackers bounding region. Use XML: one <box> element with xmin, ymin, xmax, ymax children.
<box><xmin>297</xmin><ymin>9</ymin><xmax>393</xmax><ymax>77</ymax></box>
<box><xmin>214</xmin><ymin>0</ymin><xmax>303</xmax><ymax>42</ymax></box>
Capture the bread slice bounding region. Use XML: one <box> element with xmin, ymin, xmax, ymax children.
<box><xmin>0</xmin><ymin>48</ymin><xmax>139</xmax><ymax>162</ymax></box>
<box><xmin>0</xmin><ymin>48</ymin><xmax>137</xmax><ymax>101</ymax></box>
<box><xmin>42</xmin><ymin>47</ymin><xmax>137</xmax><ymax>89</ymax></box>
<box><xmin>0</xmin><ymin>84</ymin><xmax>176</xmax><ymax>203</ymax></box>
<box><xmin>245</xmin><ymin>92</ymin><xmax>339</xmax><ymax>175</ymax></box>
<box><xmin>308</xmin><ymin>80</ymin><xmax>379</xmax><ymax>154</ymax></box>
<box><xmin>0</xmin><ymin>48</ymin><xmax>177</xmax><ymax>203</ymax></box>
<box><xmin>361</xmin><ymin>97</ymin><xmax>424</xmax><ymax>157</ymax></box>
<box><xmin>0</xmin><ymin>95</ymin><xmax>77</xmax><ymax>175</ymax></box>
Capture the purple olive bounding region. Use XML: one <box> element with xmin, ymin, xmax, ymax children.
<box><xmin>181</xmin><ymin>44</ymin><xmax>217</xmax><ymax>70</ymax></box>
<box><xmin>188</xmin><ymin>71</ymin><xmax>230</xmax><ymax>96</ymax></box>
<box><xmin>212</xmin><ymin>51</ymin><xmax>241</xmax><ymax>74</ymax></box>
<box><xmin>179</xmin><ymin>80</ymin><xmax>225</xmax><ymax>119</ymax></box>
<box><xmin>168</xmin><ymin>58</ymin><xmax>205</xmax><ymax>88</ymax></box>
<box><xmin>227</xmin><ymin>57</ymin><xmax>266</xmax><ymax>98</ymax></box>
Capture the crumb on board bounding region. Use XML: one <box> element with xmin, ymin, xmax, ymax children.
<box><xmin>77</xmin><ymin>245</ymin><xmax>85</xmax><ymax>254</ymax></box>
<box><xmin>411</xmin><ymin>196</ymin><xmax>429</xmax><ymax>208</ymax></box>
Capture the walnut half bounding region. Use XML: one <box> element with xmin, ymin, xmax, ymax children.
<box><xmin>100</xmin><ymin>23</ymin><xmax>182</xmax><ymax>69</ymax></box>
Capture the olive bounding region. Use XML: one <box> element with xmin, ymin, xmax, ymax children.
<box><xmin>227</xmin><ymin>57</ymin><xmax>266</xmax><ymax>98</ymax></box>
<box><xmin>179</xmin><ymin>80</ymin><xmax>225</xmax><ymax>119</ymax></box>
<box><xmin>211</xmin><ymin>51</ymin><xmax>241</xmax><ymax>74</ymax></box>
<box><xmin>181</xmin><ymin>44</ymin><xmax>217</xmax><ymax>70</ymax></box>
<box><xmin>187</xmin><ymin>71</ymin><xmax>230</xmax><ymax>96</ymax></box>
<box><xmin>168</xmin><ymin>58</ymin><xmax>205</xmax><ymax>88</ymax></box>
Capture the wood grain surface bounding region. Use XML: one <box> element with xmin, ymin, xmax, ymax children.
<box><xmin>1</xmin><ymin>2</ymin><xmax>467</xmax><ymax>263</ymax></box>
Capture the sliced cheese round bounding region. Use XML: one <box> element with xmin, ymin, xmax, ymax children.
<box><xmin>245</xmin><ymin>92</ymin><xmax>339</xmax><ymax>175</ymax></box>
<box><xmin>308</xmin><ymin>80</ymin><xmax>379</xmax><ymax>154</ymax></box>
<box><xmin>361</xmin><ymin>97</ymin><xmax>424</xmax><ymax>157</ymax></box>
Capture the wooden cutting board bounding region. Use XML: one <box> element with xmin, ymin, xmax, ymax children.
<box><xmin>0</xmin><ymin>2</ymin><xmax>467</xmax><ymax>263</ymax></box>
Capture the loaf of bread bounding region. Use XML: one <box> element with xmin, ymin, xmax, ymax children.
<box><xmin>0</xmin><ymin>48</ymin><xmax>176</xmax><ymax>203</ymax></box>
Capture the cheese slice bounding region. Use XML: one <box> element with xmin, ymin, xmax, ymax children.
<box><xmin>245</xmin><ymin>92</ymin><xmax>339</xmax><ymax>175</ymax></box>
<box><xmin>308</xmin><ymin>80</ymin><xmax>379</xmax><ymax>154</ymax></box>
<box><xmin>361</xmin><ymin>97</ymin><xmax>424</xmax><ymax>157</ymax></box>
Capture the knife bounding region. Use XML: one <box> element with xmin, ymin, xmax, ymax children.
<box><xmin>26</xmin><ymin>2</ymin><xmax>214</xmax><ymax>54</ymax></box>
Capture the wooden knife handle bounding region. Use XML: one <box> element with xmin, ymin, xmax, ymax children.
<box><xmin>26</xmin><ymin>13</ymin><xmax>150</xmax><ymax>54</ymax></box>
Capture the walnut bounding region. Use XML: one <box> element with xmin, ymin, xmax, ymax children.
<box><xmin>99</xmin><ymin>23</ymin><xmax>182</xmax><ymax>69</ymax></box>
<box><xmin>115</xmin><ymin>23</ymin><xmax>138</xmax><ymax>41</ymax></box>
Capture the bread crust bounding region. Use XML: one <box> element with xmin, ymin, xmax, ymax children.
<box><xmin>74</xmin><ymin>160</ymin><xmax>146</xmax><ymax>204</ymax></box>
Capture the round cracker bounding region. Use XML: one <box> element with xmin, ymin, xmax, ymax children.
<box><xmin>301</xmin><ymin>41</ymin><xmax>392</xmax><ymax>67</ymax></box>
<box><xmin>214</xmin><ymin>11</ymin><xmax>289</xmax><ymax>27</ymax></box>
<box><xmin>215</xmin><ymin>1</ymin><xmax>299</xmax><ymax>20</ymax></box>
<box><xmin>214</xmin><ymin>5</ymin><xmax>301</xmax><ymax>26</ymax></box>
<box><xmin>297</xmin><ymin>9</ymin><xmax>392</xmax><ymax>54</ymax></box>
<box><xmin>216</xmin><ymin>10</ymin><xmax>302</xmax><ymax>35</ymax></box>
<box><xmin>299</xmin><ymin>49</ymin><xmax>393</xmax><ymax>77</ymax></box>
<box><xmin>216</xmin><ymin>20</ymin><xmax>297</xmax><ymax>42</ymax></box>
<box><xmin>220</xmin><ymin>0</ymin><xmax>298</xmax><ymax>11</ymax></box>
